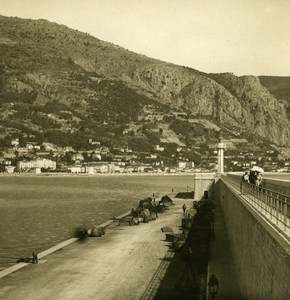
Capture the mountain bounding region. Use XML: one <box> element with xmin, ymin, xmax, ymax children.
<box><xmin>259</xmin><ymin>76</ymin><xmax>290</xmax><ymax>103</ymax></box>
<box><xmin>1</xmin><ymin>15</ymin><xmax>290</xmax><ymax>156</ymax></box>
<box><xmin>259</xmin><ymin>76</ymin><xmax>290</xmax><ymax>120</ymax></box>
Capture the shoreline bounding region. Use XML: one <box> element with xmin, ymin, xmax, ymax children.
<box><xmin>0</xmin><ymin>172</ymin><xmax>200</xmax><ymax>177</ymax></box>
<box><xmin>0</xmin><ymin>171</ymin><xmax>284</xmax><ymax>178</ymax></box>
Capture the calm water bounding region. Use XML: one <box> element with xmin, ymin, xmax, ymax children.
<box><xmin>263</xmin><ymin>173</ymin><xmax>290</xmax><ymax>181</ymax></box>
<box><xmin>0</xmin><ymin>175</ymin><xmax>194</xmax><ymax>269</ymax></box>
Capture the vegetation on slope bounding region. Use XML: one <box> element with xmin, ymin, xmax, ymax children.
<box><xmin>0</xmin><ymin>15</ymin><xmax>290</xmax><ymax>156</ymax></box>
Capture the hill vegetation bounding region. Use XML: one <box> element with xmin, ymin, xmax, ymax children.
<box><xmin>0</xmin><ymin>15</ymin><xmax>290</xmax><ymax>159</ymax></box>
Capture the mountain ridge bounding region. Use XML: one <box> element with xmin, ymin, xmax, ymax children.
<box><xmin>1</xmin><ymin>15</ymin><xmax>290</xmax><ymax>154</ymax></box>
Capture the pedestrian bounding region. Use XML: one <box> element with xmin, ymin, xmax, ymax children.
<box><xmin>32</xmin><ymin>251</ymin><xmax>38</xmax><ymax>264</ymax></box>
<box><xmin>240</xmin><ymin>171</ymin><xmax>249</xmax><ymax>194</ymax></box>
<box><xmin>255</xmin><ymin>173</ymin><xmax>261</xmax><ymax>185</ymax></box>
<box><xmin>249</xmin><ymin>170</ymin><xmax>256</xmax><ymax>185</ymax></box>
<box><xmin>256</xmin><ymin>172</ymin><xmax>263</xmax><ymax>191</ymax></box>
<box><xmin>182</xmin><ymin>203</ymin><xmax>187</xmax><ymax>213</ymax></box>
<box><xmin>242</xmin><ymin>171</ymin><xmax>249</xmax><ymax>183</ymax></box>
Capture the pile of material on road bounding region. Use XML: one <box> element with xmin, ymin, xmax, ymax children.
<box><xmin>161</xmin><ymin>226</ymin><xmax>188</xmax><ymax>250</ymax></box>
<box><xmin>181</xmin><ymin>215</ymin><xmax>193</xmax><ymax>229</ymax></box>
<box><xmin>88</xmin><ymin>226</ymin><xmax>106</xmax><ymax>237</ymax></box>
<box><xmin>174</xmin><ymin>191</ymin><xmax>194</xmax><ymax>199</ymax></box>
<box><xmin>113</xmin><ymin>195</ymin><xmax>174</xmax><ymax>227</ymax></box>
<box><xmin>74</xmin><ymin>226</ymin><xmax>89</xmax><ymax>239</ymax></box>
<box><xmin>113</xmin><ymin>214</ymin><xmax>139</xmax><ymax>226</ymax></box>
<box><xmin>160</xmin><ymin>195</ymin><xmax>174</xmax><ymax>208</ymax></box>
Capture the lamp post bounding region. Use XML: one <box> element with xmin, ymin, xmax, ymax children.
<box><xmin>208</xmin><ymin>274</ymin><xmax>219</xmax><ymax>299</ymax></box>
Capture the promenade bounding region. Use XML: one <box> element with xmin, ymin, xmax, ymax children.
<box><xmin>0</xmin><ymin>196</ymin><xmax>241</xmax><ymax>300</ymax></box>
<box><xmin>0</xmin><ymin>199</ymin><xmax>187</xmax><ymax>300</ymax></box>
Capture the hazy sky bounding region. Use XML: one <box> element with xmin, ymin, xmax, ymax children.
<box><xmin>0</xmin><ymin>0</ymin><xmax>289</xmax><ymax>76</ymax></box>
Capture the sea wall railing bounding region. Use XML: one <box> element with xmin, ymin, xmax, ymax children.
<box><xmin>221</xmin><ymin>174</ymin><xmax>290</xmax><ymax>236</ymax></box>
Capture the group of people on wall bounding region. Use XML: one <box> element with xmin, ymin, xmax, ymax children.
<box><xmin>242</xmin><ymin>170</ymin><xmax>262</xmax><ymax>186</ymax></box>
<box><xmin>241</xmin><ymin>166</ymin><xmax>264</xmax><ymax>193</ymax></box>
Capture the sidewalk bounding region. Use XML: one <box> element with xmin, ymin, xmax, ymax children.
<box><xmin>208</xmin><ymin>198</ymin><xmax>242</xmax><ymax>299</ymax></box>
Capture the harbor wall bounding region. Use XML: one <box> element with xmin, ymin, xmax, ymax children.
<box><xmin>215</xmin><ymin>179</ymin><xmax>290</xmax><ymax>300</ymax></box>
<box><xmin>193</xmin><ymin>173</ymin><xmax>216</xmax><ymax>201</ymax></box>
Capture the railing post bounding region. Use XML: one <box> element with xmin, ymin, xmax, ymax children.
<box><xmin>284</xmin><ymin>197</ymin><xmax>287</xmax><ymax>231</ymax></box>
<box><xmin>264</xmin><ymin>189</ymin><xmax>267</xmax><ymax>214</ymax></box>
<box><xmin>260</xmin><ymin>188</ymin><xmax>263</xmax><ymax>208</ymax></box>
<box><xmin>270</xmin><ymin>192</ymin><xmax>273</xmax><ymax>220</ymax></box>
<box><xmin>250</xmin><ymin>184</ymin><xmax>253</xmax><ymax>204</ymax></box>
<box><xmin>259</xmin><ymin>187</ymin><xmax>263</xmax><ymax>212</ymax></box>
<box><xmin>276</xmin><ymin>196</ymin><xmax>279</xmax><ymax>225</ymax></box>
<box><xmin>264</xmin><ymin>190</ymin><xmax>267</xmax><ymax>215</ymax></box>
<box><xmin>286</xmin><ymin>197</ymin><xmax>290</xmax><ymax>228</ymax></box>
<box><xmin>256</xmin><ymin>186</ymin><xmax>259</xmax><ymax>209</ymax></box>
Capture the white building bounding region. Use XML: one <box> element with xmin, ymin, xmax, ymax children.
<box><xmin>5</xmin><ymin>166</ymin><xmax>15</xmax><ymax>173</ymax></box>
<box><xmin>178</xmin><ymin>161</ymin><xmax>194</xmax><ymax>169</ymax></box>
<box><xmin>17</xmin><ymin>159</ymin><xmax>56</xmax><ymax>171</ymax></box>
<box><xmin>85</xmin><ymin>166</ymin><xmax>95</xmax><ymax>174</ymax></box>
<box><xmin>155</xmin><ymin>145</ymin><xmax>165</xmax><ymax>152</ymax></box>
<box><xmin>68</xmin><ymin>166</ymin><xmax>85</xmax><ymax>173</ymax></box>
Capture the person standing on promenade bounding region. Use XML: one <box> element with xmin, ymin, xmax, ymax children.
<box><xmin>256</xmin><ymin>173</ymin><xmax>262</xmax><ymax>186</ymax></box>
<box><xmin>249</xmin><ymin>170</ymin><xmax>257</xmax><ymax>185</ymax></box>
<box><xmin>242</xmin><ymin>171</ymin><xmax>249</xmax><ymax>183</ymax></box>
<box><xmin>240</xmin><ymin>171</ymin><xmax>249</xmax><ymax>194</ymax></box>
<box><xmin>182</xmin><ymin>203</ymin><xmax>187</xmax><ymax>213</ymax></box>
<box><xmin>32</xmin><ymin>251</ymin><xmax>38</xmax><ymax>264</ymax></box>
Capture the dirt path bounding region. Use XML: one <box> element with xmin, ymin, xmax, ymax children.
<box><xmin>0</xmin><ymin>200</ymin><xmax>188</xmax><ymax>300</ymax></box>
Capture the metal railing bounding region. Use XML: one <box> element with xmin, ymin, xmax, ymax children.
<box><xmin>221</xmin><ymin>174</ymin><xmax>290</xmax><ymax>235</ymax></box>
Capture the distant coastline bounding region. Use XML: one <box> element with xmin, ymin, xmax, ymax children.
<box><xmin>1</xmin><ymin>171</ymin><xmax>287</xmax><ymax>179</ymax></box>
<box><xmin>0</xmin><ymin>171</ymin><xmax>201</xmax><ymax>177</ymax></box>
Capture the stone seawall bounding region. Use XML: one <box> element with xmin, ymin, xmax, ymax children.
<box><xmin>193</xmin><ymin>173</ymin><xmax>216</xmax><ymax>201</ymax></box>
<box><xmin>215</xmin><ymin>179</ymin><xmax>290</xmax><ymax>300</ymax></box>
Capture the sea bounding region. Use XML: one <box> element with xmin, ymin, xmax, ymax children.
<box><xmin>0</xmin><ymin>174</ymin><xmax>195</xmax><ymax>269</ymax></box>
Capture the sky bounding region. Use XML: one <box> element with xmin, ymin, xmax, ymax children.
<box><xmin>0</xmin><ymin>0</ymin><xmax>289</xmax><ymax>76</ymax></box>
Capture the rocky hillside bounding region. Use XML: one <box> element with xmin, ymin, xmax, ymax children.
<box><xmin>259</xmin><ymin>76</ymin><xmax>290</xmax><ymax>103</ymax></box>
<box><xmin>1</xmin><ymin>15</ymin><xmax>290</xmax><ymax>151</ymax></box>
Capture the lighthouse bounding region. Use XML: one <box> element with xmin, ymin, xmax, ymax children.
<box><xmin>217</xmin><ymin>137</ymin><xmax>225</xmax><ymax>173</ymax></box>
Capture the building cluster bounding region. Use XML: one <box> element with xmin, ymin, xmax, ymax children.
<box><xmin>0</xmin><ymin>138</ymin><xmax>196</xmax><ymax>174</ymax></box>
<box><xmin>0</xmin><ymin>134</ymin><xmax>288</xmax><ymax>175</ymax></box>
<box><xmin>225</xmin><ymin>149</ymin><xmax>290</xmax><ymax>172</ymax></box>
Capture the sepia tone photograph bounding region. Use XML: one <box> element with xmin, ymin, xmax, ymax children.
<box><xmin>0</xmin><ymin>1</ymin><xmax>289</xmax><ymax>299</ymax></box>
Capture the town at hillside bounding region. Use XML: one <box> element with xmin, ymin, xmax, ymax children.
<box><xmin>1</xmin><ymin>135</ymin><xmax>289</xmax><ymax>175</ymax></box>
